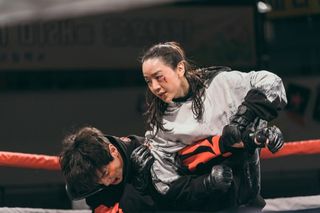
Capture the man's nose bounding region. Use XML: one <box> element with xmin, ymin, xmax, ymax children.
<box><xmin>100</xmin><ymin>176</ymin><xmax>112</xmax><ymax>186</ymax></box>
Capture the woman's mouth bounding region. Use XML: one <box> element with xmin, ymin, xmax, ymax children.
<box><xmin>158</xmin><ymin>92</ymin><xmax>166</xmax><ymax>99</ymax></box>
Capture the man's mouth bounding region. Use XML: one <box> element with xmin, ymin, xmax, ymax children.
<box><xmin>112</xmin><ymin>177</ymin><xmax>120</xmax><ymax>185</ymax></box>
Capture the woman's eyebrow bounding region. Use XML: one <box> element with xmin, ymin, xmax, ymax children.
<box><xmin>144</xmin><ymin>70</ymin><xmax>161</xmax><ymax>79</ymax></box>
<box><xmin>151</xmin><ymin>70</ymin><xmax>162</xmax><ymax>77</ymax></box>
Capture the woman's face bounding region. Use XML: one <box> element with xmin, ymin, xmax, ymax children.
<box><xmin>142</xmin><ymin>58</ymin><xmax>188</xmax><ymax>103</ymax></box>
<box><xmin>96</xmin><ymin>144</ymin><xmax>123</xmax><ymax>186</ymax></box>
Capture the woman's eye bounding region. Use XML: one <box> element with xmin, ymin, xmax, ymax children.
<box><xmin>156</xmin><ymin>76</ymin><xmax>164</xmax><ymax>81</ymax></box>
<box><xmin>145</xmin><ymin>79</ymin><xmax>151</xmax><ymax>85</ymax></box>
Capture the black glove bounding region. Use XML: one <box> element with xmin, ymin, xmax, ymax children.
<box><xmin>219</xmin><ymin>124</ymin><xmax>242</xmax><ymax>153</ymax></box>
<box><xmin>203</xmin><ymin>165</ymin><xmax>233</xmax><ymax>192</ymax></box>
<box><xmin>130</xmin><ymin>145</ymin><xmax>154</xmax><ymax>192</ymax></box>
<box><xmin>263</xmin><ymin>126</ymin><xmax>284</xmax><ymax>153</ymax></box>
<box><xmin>243</xmin><ymin>125</ymin><xmax>284</xmax><ymax>154</ymax></box>
<box><xmin>231</xmin><ymin>89</ymin><xmax>279</xmax><ymax>133</ymax></box>
<box><xmin>230</xmin><ymin>104</ymin><xmax>257</xmax><ymax>133</ymax></box>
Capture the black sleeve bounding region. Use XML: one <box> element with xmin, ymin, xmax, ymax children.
<box><xmin>165</xmin><ymin>175</ymin><xmax>233</xmax><ymax>211</ymax></box>
<box><xmin>125</xmin><ymin>135</ymin><xmax>145</xmax><ymax>154</ymax></box>
<box><xmin>119</xmin><ymin>184</ymin><xmax>157</xmax><ymax>212</ymax></box>
<box><xmin>85</xmin><ymin>184</ymin><xmax>124</xmax><ymax>210</ymax></box>
<box><xmin>86</xmin><ymin>183</ymin><xmax>157</xmax><ymax>212</ymax></box>
<box><xmin>243</xmin><ymin>89</ymin><xmax>279</xmax><ymax>121</ymax></box>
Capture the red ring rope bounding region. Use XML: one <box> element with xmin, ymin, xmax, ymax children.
<box><xmin>260</xmin><ymin>139</ymin><xmax>320</xmax><ymax>159</ymax></box>
<box><xmin>0</xmin><ymin>139</ymin><xmax>319</xmax><ymax>170</ymax></box>
<box><xmin>0</xmin><ymin>151</ymin><xmax>60</xmax><ymax>170</ymax></box>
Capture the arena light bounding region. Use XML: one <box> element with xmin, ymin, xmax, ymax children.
<box><xmin>257</xmin><ymin>1</ymin><xmax>272</xmax><ymax>13</ymax></box>
<box><xmin>0</xmin><ymin>0</ymin><xmax>177</xmax><ymax>26</ymax></box>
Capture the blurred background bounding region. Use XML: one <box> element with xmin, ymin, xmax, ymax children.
<box><xmin>0</xmin><ymin>0</ymin><xmax>319</xmax><ymax>209</ymax></box>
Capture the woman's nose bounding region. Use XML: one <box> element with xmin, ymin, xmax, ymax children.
<box><xmin>150</xmin><ymin>79</ymin><xmax>161</xmax><ymax>92</ymax></box>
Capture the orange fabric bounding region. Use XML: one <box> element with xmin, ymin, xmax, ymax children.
<box><xmin>180</xmin><ymin>138</ymin><xmax>320</xmax><ymax>171</ymax></box>
<box><xmin>95</xmin><ymin>203</ymin><xmax>123</xmax><ymax>213</ymax></box>
<box><xmin>182</xmin><ymin>152</ymin><xmax>217</xmax><ymax>171</ymax></box>
<box><xmin>95</xmin><ymin>204</ymin><xmax>112</xmax><ymax>213</ymax></box>
<box><xmin>179</xmin><ymin>135</ymin><xmax>223</xmax><ymax>171</ymax></box>
<box><xmin>179</xmin><ymin>136</ymin><xmax>222</xmax><ymax>156</ymax></box>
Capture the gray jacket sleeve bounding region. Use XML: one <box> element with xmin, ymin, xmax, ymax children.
<box><xmin>208</xmin><ymin>70</ymin><xmax>287</xmax><ymax>112</ymax></box>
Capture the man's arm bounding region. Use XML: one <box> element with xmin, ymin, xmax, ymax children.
<box><xmin>88</xmin><ymin>183</ymin><xmax>156</xmax><ymax>213</ymax></box>
<box><xmin>85</xmin><ymin>185</ymin><xmax>124</xmax><ymax>212</ymax></box>
<box><xmin>130</xmin><ymin>145</ymin><xmax>154</xmax><ymax>192</ymax></box>
<box><xmin>165</xmin><ymin>165</ymin><xmax>233</xmax><ymax>211</ymax></box>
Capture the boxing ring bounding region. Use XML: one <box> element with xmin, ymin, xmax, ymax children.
<box><xmin>0</xmin><ymin>139</ymin><xmax>320</xmax><ymax>213</ymax></box>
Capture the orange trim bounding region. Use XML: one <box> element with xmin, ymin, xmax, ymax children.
<box><xmin>95</xmin><ymin>203</ymin><xmax>121</xmax><ymax>213</ymax></box>
<box><xmin>211</xmin><ymin>135</ymin><xmax>222</xmax><ymax>155</ymax></box>
<box><xmin>179</xmin><ymin>139</ymin><xmax>210</xmax><ymax>155</ymax></box>
<box><xmin>179</xmin><ymin>135</ymin><xmax>222</xmax><ymax>156</ymax></box>
<box><xmin>179</xmin><ymin>136</ymin><xmax>223</xmax><ymax>171</ymax></box>
<box><xmin>182</xmin><ymin>152</ymin><xmax>217</xmax><ymax>171</ymax></box>
<box><xmin>95</xmin><ymin>204</ymin><xmax>112</xmax><ymax>213</ymax></box>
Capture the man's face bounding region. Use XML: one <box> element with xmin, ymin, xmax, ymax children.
<box><xmin>96</xmin><ymin>144</ymin><xmax>124</xmax><ymax>186</ymax></box>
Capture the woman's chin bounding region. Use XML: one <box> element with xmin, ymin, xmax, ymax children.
<box><xmin>161</xmin><ymin>96</ymin><xmax>173</xmax><ymax>103</ymax></box>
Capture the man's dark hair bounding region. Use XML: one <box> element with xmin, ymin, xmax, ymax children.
<box><xmin>59</xmin><ymin>126</ymin><xmax>113</xmax><ymax>198</ymax></box>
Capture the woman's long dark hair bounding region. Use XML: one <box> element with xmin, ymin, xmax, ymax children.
<box><xmin>141</xmin><ymin>42</ymin><xmax>214</xmax><ymax>134</ymax></box>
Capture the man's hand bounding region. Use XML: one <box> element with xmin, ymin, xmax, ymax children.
<box><xmin>130</xmin><ymin>145</ymin><xmax>154</xmax><ymax>192</ymax></box>
<box><xmin>203</xmin><ymin>165</ymin><xmax>233</xmax><ymax>192</ymax></box>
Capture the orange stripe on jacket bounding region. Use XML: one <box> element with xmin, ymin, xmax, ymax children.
<box><xmin>182</xmin><ymin>152</ymin><xmax>217</xmax><ymax>171</ymax></box>
<box><xmin>179</xmin><ymin>136</ymin><xmax>222</xmax><ymax>155</ymax></box>
<box><xmin>179</xmin><ymin>135</ymin><xmax>222</xmax><ymax>171</ymax></box>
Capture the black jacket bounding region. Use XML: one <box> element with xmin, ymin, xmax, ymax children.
<box><xmin>85</xmin><ymin>135</ymin><xmax>157</xmax><ymax>212</ymax></box>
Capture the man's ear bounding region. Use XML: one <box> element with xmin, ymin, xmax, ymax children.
<box><xmin>109</xmin><ymin>144</ymin><xmax>118</xmax><ymax>157</ymax></box>
<box><xmin>176</xmin><ymin>61</ymin><xmax>186</xmax><ymax>77</ymax></box>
